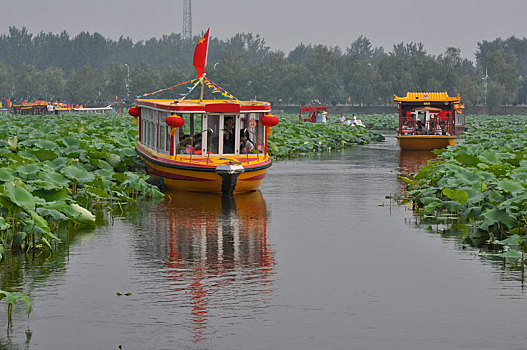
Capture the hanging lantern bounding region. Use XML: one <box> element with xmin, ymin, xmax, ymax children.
<box><xmin>260</xmin><ymin>114</ymin><xmax>279</xmax><ymax>127</ymax></box>
<box><xmin>166</xmin><ymin>114</ymin><xmax>185</xmax><ymax>135</ymax></box>
<box><xmin>128</xmin><ymin>106</ymin><xmax>141</xmax><ymax>117</ymax></box>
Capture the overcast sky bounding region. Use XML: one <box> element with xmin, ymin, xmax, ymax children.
<box><xmin>1</xmin><ymin>0</ymin><xmax>526</xmax><ymax>61</ymax></box>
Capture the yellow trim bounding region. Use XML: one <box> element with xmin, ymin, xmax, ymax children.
<box><xmin>394</xmin><ymin>92</ymin><xmax>460</xmax><ymax>103</ymax></box>
<box><xmin>397</xmin><ymin>135</ymin><xmax>455</xmax><ymax>151</ymax></box>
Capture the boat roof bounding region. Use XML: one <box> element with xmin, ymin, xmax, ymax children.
<box><xmin>299</xmin><ymin>106</ymin><xmax>328</xmax><ymax>112</ymax></box>
<box><xmin>394</xmin><ymin>92</ymin><xmax>460</xmax><ymax>103</ymax></box>
<box><xmin>135</xmin><ymin>99</ymin><xmax>271</xmax><ymax>113</ymax></box>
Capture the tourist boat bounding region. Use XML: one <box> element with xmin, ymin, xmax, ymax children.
<box><xmin>394</xmin><ymin>92</ymin><xmax>464</xmax><ymax>151</ymax></box>
<box><xmin>298</xmin><ymin>106</ymin><xmax>328</xmax><ymax>123</ymax></box>
<box><xmin>131</xmin><ymin>29</ymin><xmax>279</xmax><ymax>194</ymax></box>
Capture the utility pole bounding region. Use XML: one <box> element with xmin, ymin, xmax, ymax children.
<box><xmin>125</xmin><ymin>63</ymin><xmax>130</xmax><ymax>104</ymax></box>
<box><xmin>183</xmin><ymin>0</ymin><xmax>192</xmax><ymax>41</ymax></box>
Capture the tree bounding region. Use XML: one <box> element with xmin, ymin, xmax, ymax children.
<box><xmin>0</xmin><ymin>61</ymin><xmax>14</xmax><ymax>101</ymax></box>
<box><xmin>129</xmin><ymin>61</ymin><xmax>159</xmax><ymax>99</ymax></box>
<box><xmin>14</xmin><ymin>64</ymin><xmax>43</xmax><ymax>101</ymax></box>
<box><xmin>65</xmin><ymin>64</ymin><xmax>103</xmax><ymax>104</ymax></box>
<box><xmin>42</xmin><ymin>66</ymin><xmax>65</xmax><ymax>101</ymax></box>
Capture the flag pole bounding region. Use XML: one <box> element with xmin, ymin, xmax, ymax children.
<box><xmin>200</xmin><ymin>75</ymin><xmax>205</xmax><ymax>101</ymax></box>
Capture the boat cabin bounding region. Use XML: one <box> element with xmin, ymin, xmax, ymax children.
<box><xmin>137</xmin><ymin>101</ymin><xmax>266</xmax><ymax>156</ymax></box>
<box><xmin>394</xmin><ymin>92</ymin><xmax>464</xmax><ymax>151</ymax></box>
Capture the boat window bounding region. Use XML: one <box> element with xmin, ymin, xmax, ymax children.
<box><xmin>205</xmin><ymin>114</ymin><xmax>220</xmax><ymax>154</ymax></box>
<box><xmin>223</xmin><ymin>114</ymin><xmax>237</xmax><ymax>154</ymax></box>
<box><xmin>240</xmin><ymin>113</ymin><xmax>264</xmax><ymax>154</ymax></box>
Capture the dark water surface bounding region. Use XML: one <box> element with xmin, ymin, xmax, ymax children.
<box><xmin>2</xmin><ymin>135</ymin><xmax>527</xmax><ymax>350</ymax></box>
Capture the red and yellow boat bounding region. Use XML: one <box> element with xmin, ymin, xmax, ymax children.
<box><xmin>131</xmin><ymin>29</ymin><xmax>279</xmax><ymax>194</ymax></box>
<box><xmin>132</xmin><ymin>99</ymin><xmax>277</xmax><ymax>194</ymax></box>
<box><xmin>394</xmin><ymin>92</ymin><xmax>464</xmax><ymax>151</ymax></box>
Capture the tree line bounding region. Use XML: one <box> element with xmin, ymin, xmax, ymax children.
<box><xmin>0</xmin><ymin>26</ymin><xmax>526</xmax><ymax>110</ymax></box>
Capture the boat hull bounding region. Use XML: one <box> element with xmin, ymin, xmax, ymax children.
<box><xmin>136</xmin><ymin>143</ymin><xmax>271</xmax><ymax>194</ymax></box>
<box><xmin>397</xmin><ymin>135</ymin><xmax>455</xmax><ymax>151</ymax></box>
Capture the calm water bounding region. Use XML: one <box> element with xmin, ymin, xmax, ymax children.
<box><xmin>2</xmin><ymin>134</ymin><xmax>527</xmax><ymax>350</ymax></box>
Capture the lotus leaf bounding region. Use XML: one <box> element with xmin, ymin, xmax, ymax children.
<box><xmin>442</xmin><ymin>188</ymin><xmax>469</xmax><ymax>205</ymax></box>
<box><xmin>3</xmin><ymin>183</ymin><xmax>36</xmax><ymax>210</ymax></box>
<box><xmin>0</xmin><ymin>168</ymin><xmax>15</xmax><ymax>182</ymax></box>
<box><xmin>61</xmin><ymin>164</ymin><xmax>95</xmax><ymax>184</ymax></box>
<box><xmin>33</xmin><ymin>139</ymin><xmax>59</xmax><ymax>151</ymax></box>
<box><xmin>497</xmin><ymin>179</ymin><xmax>525</xmax><ymax>194</ymax></box>
<box><xmin>40</xmin><ymin>172</ymin><xmax>70</xmax><ymax>188</ymax></box>
<box><xmin>481</xmin><ymin>208</ymin><xmax>516</xmax><ymax>229</ymax></box>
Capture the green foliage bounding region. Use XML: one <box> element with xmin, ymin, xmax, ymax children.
<box><xmin>0</xmin><ymin>111</ymin><xmax>162</xmax><ymax>259</ymax></box>
<box><xmin>403</xmin><ymin>114</ymin><xmax>527</xmax><ymax>258</ymax></box>
<box><xmin>0</xmin><ymin>289</ymin><xmax>32</xmax><ymax>324</ymax></box>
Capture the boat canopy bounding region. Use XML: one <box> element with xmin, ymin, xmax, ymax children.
<box><xmin>394</xmin><ymin>92</ymin><xmax>460</xmax><ymax>103</ymax></box>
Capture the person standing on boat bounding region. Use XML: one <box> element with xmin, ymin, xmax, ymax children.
<box><xmin>321</xmin><ymin>111</ymin><xmax>327</xmax><ymax>124</ymax></box>
<box><xmin>223</xmin><ymin>117</ymin><xmax>235</xmax><ymax>153</ymax></box>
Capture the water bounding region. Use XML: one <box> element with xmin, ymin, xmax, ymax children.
<box><xmin>2</xmin><ymin>134</ymin><xmax>527</xmax><ymax>350</ymax></box>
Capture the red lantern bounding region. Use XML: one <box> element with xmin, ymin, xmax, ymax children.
<box><xmin>166</xmin><ymin>114</ymin><xmax>185</xmax><ymax>128</ymax></box>
<box><xmin>128</xmin><ymin>106</ymin><xmax>141</xmax><ymax>117</ymax></box>
<box><xmin>260</xmin><ymin>114</ymin><xmax>279</xmax><ymax>127</ymax></box>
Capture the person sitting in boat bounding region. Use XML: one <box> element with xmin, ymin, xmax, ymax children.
<box><xmin>223</xmin><ymin>117</ymin><xmax>235</xmax><ymax>153</ymax></box>
<box><xmin>416</xmin><ymin>120</ymin><xmax>425</xmax><ymax>135</ymax></box>
<box><xmin>339</xmin><ymin>113</ymin><xmax>346</xmax><ymax>124</ymax></box>
<box><xmin>402</xmin><ymin>121</ymin><xmax>415</xmax><ymax>135</ymax></box>
<box><xmin>240</xmin><ymin>129</ymin><xmax>255</xmax><ymax>154</ymax></box>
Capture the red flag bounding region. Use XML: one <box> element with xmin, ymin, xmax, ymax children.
<box><xmin>193</xmin><ymin>28</ymin><xmax>210</xmax><ymax>78</ymax></box>
<box><xmin>6</xmin><ymin>98</ymin><xmax>10</xmax><ymax>107</ymax></box>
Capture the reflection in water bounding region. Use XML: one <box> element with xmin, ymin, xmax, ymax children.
<box><xmin>137</xmin><ymin>191</ymin><xmax>274</xmax><ymax>344</ymax></box>
<box><xmin>397</xmin><ymin>150</ymin><xmax>436</xmax><ymax>178</ymax></box>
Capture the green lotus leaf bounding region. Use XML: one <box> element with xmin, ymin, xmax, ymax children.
<box><xmin>481</xmin><ymin>208</ymin><xmax>516</xmax><ymax>229</ymax></box>
<box><xmin>454</xmin><ymin>154</ymin><xmax>479</xmax><ymax>167</ymax></box>
<box><xmin>0</xmin><ymin>168</ymin><xmax>15</xmax><ymax>182</ymax></box>
<box><xmin>29</xmin><ymin>210</ymin><xmax>50</xmax><ymax>232</ymax></box>
<box><xmin>84</xmin><ymin>185</ymin><xmax>109</xmax><ymax>199</ymax></box>
<box><xmin>495</xmin><ymin>250</ymin><xmax>523</xmax><ymax>259</ymax></box>
<box><xmin>33</xmin><ymin>188</ymin><xmax>69</xmax><ymax>202</ymax></box>
<box><xmin>61</xmin><ymin>164</ymin><xmax>95</xmax><ymax>183</ymax></box>
<box><xmin>47</xmin><ymin>157</ymin><xmax>69</xmax><ymax>170</ymax></box>
<box><xmin>107</xmin><ymin>154</ymin><xmax>121</xmax><ymax>168</ymax></box>
<box><xmin>0</xmin><ymin>217</ymin><xmax>10</xmax><ymax>230</ymax></box>
<box><xmin>33</xmin><ymin>139</ymin><xmax>59</xmax><ymax>151</ymax></box>
<box><xmin>3</xmin><ymin>183</ymin><xmax>36</xmax><ymax>210</ymax></box>
<box><xmin>94</xmin><ymin>168</ymin><xmax>114</xmax><ymax>180</ymax></box>
<box><xmin>30</xmin><ymin>148</ymin><xmax>58</xmax><ymax>161</ymax></box>
<box><xmin>36</xmin><ymin>207</ymin><xmax>67</xmax><ymax>221</ymax></box>
<box><xmin>442</xmin><ymin>188</ymin><xmax>469</xmax><ymax>205</ymax></box>
<box><xmin>40</xmin><ymin>172</ymin><xmax>70</xmax><ymax>188</ymax></box>
<box><xmin>16</xmin><ymin>163</ymin><xmax>41</xmax><ymax>178</ymax></box>
<box><xmin>62</xmin><ymin>135</ymin><xmax>80</xmax><ymax>147</ymax></box>
<box><xmin>497</xmin><ymin>179</ymin><xmax>525</xmax><ymax>194</ymax></box>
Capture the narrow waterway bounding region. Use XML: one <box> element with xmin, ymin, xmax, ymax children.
<box><xmin>2</xmin><ymin>134</ymin><xmax>527</xmax><ymax>350</ymax></box>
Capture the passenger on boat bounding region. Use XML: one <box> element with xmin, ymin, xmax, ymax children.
<box><xmin>416</xmin><ymin>120</ymin><xmax>425</xmax><ymax>135</ymax></box>
<box><xmin>339</xmin><ymin>114</ymin><xmax>346</xmax><ymax>124</ymax></box>
<box><xmin>402</xmin><ymin>121</ymin><xmax>415</xmax><ymax>135</ymax></box>
<box><xmin>223</xmin><ymin>117</ymin><xmax>235</xmax><ymax>153</ymax></box>
<box><xmin>240</xmin><ymin>129</ymin><xmax>255</xmax><ymax>154</ymax></box>
<box><xmin>321</xmin><ymin>111</ymin><xmax>328</xmax><ymax>124</ymax></box>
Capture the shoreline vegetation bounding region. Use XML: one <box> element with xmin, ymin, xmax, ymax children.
<box><xmin>400</xmin><ymin>115</ymin><xmax>527</xmax><ymax>261</ymax></box>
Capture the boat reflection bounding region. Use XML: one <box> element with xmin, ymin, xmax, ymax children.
<box><xmin>146</xmin><ymin>190</ymin><xmax>275</xmax><ymax>343</ymax></box>
<box><xmin>398</xmin><ymin>150</ymin><xmax>436</xmax><ymax>178</ymax></box>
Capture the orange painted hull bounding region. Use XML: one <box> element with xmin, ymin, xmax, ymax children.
<box><xmin>397</xmin><ymin>135</ymin><xmax>455</xmax><ymax>151</ymax></box>
<box><xmin>136</xmin><ymin>143</ymin><xmax>271</xmax><ymax>194</ymax></box>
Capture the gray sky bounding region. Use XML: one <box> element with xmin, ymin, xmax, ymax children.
<box><xmin>1</xmin><ymin>0</ymin><xmax>526</xmax><ymax>61</ymax></box>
